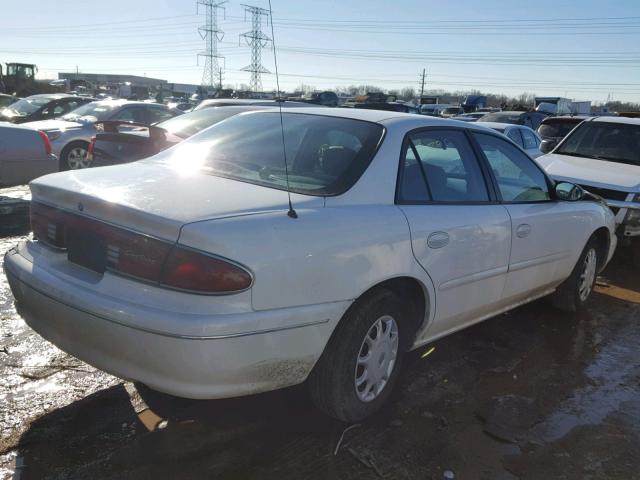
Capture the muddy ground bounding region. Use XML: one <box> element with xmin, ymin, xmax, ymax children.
<box><xmin>1</xmin><ymin>186</ymin><xmax>639</xmax><ymax>479</ymax></box>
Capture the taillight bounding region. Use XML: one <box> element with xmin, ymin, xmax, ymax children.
<box><xmin>160</xmin><ymin>247</ymin><xmax>252</xmax><ymax>293</ymax></box>
<box><xmin>38</xmin><ymin>131</ymin><xmax>52</xmax><ymax>156</ymax></box>
<box><xmin>87</xmin><ymin>136</ymin><xmax>96</xmax><ymax>160</ymax></box>
<box><xmin>30</xmin><ymin>202</ymin><xmax>252</xmax><ymax>294</ymax></box>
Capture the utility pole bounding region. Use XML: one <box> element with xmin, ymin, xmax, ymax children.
<box><xmin>239</xmin><ymin>4</ymin><xmax>271</xmax><ymax>93</ymax></box>
<box><xmin>419</xmin><ymin>68</ymin><xmax>426</xmax><ymax>99</ymax></box>
<box><xmin>197</xmin><ymin>0</ymin><xmax>227</xmax><ymax>94</ymax></box>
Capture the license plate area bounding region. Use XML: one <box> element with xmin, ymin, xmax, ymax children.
<box><xmin>67</xmin><ymin>230</ymin><xmax>106</xmax><ymax>274</ymax></box>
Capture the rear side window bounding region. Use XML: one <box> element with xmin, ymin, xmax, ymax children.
<box><xmin>474</xmin><ymin>133</ymin><xmax>550</xmax><ymax>203</ymax></box>
<box><xmin>148</xmin><ymin>107</ymin><xmax>177</xmax><ymax>124</ymax></box>
<box><xmin>398</xmin><ymin>130</ymin><xmax>489</xmax><ymax>203</ymax></box>
<box><xmin>506</xmin><ymin>129</ymin><xmax>524</xmax><ymax>147</ymax></box>
<box><xmin>521</xmin><ymin>129</ymin><xmax>539</xmax><ymax>149</ymax></box>
<box><xmin>158</xmin><ymin>112</ymin><xmax>384</xmax><ymax>196</ymax></box>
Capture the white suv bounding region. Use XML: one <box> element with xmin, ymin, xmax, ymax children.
<box><xmin>537</xmin><ymin>116</ymin><xmax>640</xmax><ymax>265</ymax></box>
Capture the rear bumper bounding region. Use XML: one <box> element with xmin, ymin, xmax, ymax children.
<box><xmin>4</xmin><ymin>244</ymin><xmax>348</xmax><ymax>399</ymax></box>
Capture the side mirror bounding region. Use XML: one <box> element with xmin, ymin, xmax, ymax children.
<box><xmin>540</xmin><ymin>139</ymin><xmax>557</xmax><ymax>154</ymax></box>
<box><xmin>555</xmin><ymin>182</ymin><xmax>585</xmax><ymax>201</ymax></box>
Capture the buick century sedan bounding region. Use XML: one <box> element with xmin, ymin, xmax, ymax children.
<box><xmin>4</xmin><ymin>108</ymin><xmax>617</xmax><ymax>421</ymax></box>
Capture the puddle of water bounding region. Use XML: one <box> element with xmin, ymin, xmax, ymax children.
<box><xmin>530</xmin><ymin>323</ymin><xmax>640</xmax><ymax>443</ymax></box>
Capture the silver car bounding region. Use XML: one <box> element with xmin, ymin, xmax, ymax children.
<box><xmin>478</xmin><ymin>122</ymin><xmax>544</xmax><ymax>158</ymax></box>
<box><xmin>0</xmin><ymin>123</ymin><xmax>57</xmax><ymax>187</ymax></box>
<box><xmin>23</xmin><ymin>100</ymin><xmax>182</xmax><ymax>170</ymax></box>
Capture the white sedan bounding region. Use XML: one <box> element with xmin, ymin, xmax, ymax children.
<box><xmin>4</xmin><ymin>108</ymin><xmax>617</xmax><ymax>421</ymax></box>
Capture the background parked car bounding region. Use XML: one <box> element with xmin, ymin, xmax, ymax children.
<box><xmin>478</xmin><ymin>110</ymin><xmax>549</xmax><ymax>130</ymax></box>
<box><xmin>440</xmin><ymin>106</ymin><xmax>465</xmax><ymax>118</ymax></box>
<box><xmin>537</xmin><ymin>116</ymin><xmax>588</xmax><ymax>151</ymax></box>
<box><xmin>353</xmin><ymin>102</ymin><xmax>420</xmax><ymax>113</ymax></box>
<box><xmin>452</xmin><ymin>112</ymin><xmax>487</xmax><ymax>122</ymax></box>
<box><xmin>0</xmin><ymin>94</ymin><xmax>94</xmax><ymax>124</ymax></box>
<box><xmin>0</xmin><ymin>93</ymin><xmax>19</xmax><ymax>108</ymax></box>
<box><xmin>536</xmin><ymin>116</ymin><xmax>640</xmax><ymax>265</ymax></box>
<box><xmin>479</xmin><ymin>122</ymin><xmax>544</xmax><ymax>158</ymax></box>
<box><xmin>299</xmin><ymin>91</ymin><xmax>339</xmax><ymax>107</ymax></box>
<box><xmin>194</xmin><ymin>98</ymin><xmax>313</xmax><ymax>110</ymax></box>
<box><xmin>0</xmin><ymin>123</ymin><xmax>57</xmax><ymax>187</ymax></box>
<box><xmin>89</xmin><ymin>105</ymin><xmax>274</xmax><ymax>167</ymax></box>
<box><xmin>23</xmin><ymin>100</ymin><xmax>182</xmax><ymax>170</ymax></box>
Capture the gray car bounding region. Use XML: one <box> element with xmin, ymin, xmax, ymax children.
<box><xmin>478</xmin><ymin>122</ymin><xmax>544</xmax><ymax>158</ymax></box>
<box><xmin>0</xmin><ymin>123</ymin><xmax>57</xmax><ymax>187</ymax></box>
<box><xmin>22</xmin><ymin>100</ymin><xmax>182</xmax><ymax>170</ymax></box>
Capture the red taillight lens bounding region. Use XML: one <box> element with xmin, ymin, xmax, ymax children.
<box><xmin>161</xmin><ymin>247</ymin><xmax>252</xmax><ymax>293</ymax></box>
<box><xmin>38</xmin><ymin>131</ymin><xmax>52</xmax><ymax>156</ymax></box>
<box><xmin>30</xmin><ymin>202</ymin><xmax>252</xmax><ymax>294</ymax></box>
<box><xmin>87</xmin><ymin>136</ymin><xmax>96</xmax><ymax>160</ymax></box>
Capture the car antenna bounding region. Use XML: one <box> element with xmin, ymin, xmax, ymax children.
<box><xmin>268</xmin><ymin>0</ymin><xmax>297</xmax><ymax>219</ymax></box>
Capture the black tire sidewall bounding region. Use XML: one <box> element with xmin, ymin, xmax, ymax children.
<box><xmin>61</xmin><ymin>141</ymin><xmax>89</xmax><ymax>171</ymax></box>
<box><xmin>569</xmin><ymin>238</ymin><xmax>599</xmax><ymax>309</ymax></box>
<box><xmin>312</xmin><ymin>289</ymin><xmax>410</xmax><ymax>421</ymax></box>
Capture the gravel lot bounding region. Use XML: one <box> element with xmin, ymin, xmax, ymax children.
<box><xmin>1</xmin><ymin>185</ymin><xmax>639</xmax><ymax>479</ymax></box>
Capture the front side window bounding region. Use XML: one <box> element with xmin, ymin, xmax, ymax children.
<box><xmin>398</xmin><ymin>130</ymin><xmax>489</xmax><ymax>203</ymax></box>
<box><xmin>156</xmin><ymin>112</ymin><xmax>384</xmax><ymax>196</ymax></box>
<box><xmin>474</xmin><ymin>133</ymin><xmax>550</xmax><ymax>203</ymax></box>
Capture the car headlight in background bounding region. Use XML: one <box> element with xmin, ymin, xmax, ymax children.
<box><xmin>624</xmin><ymin>193</ymin><xmax>640</xmax><ymax>227</ymax></box>
<box><xmin>46</xmin><ymin>130</ymin><xmax>62</xmax><ymax>142</ymax></box>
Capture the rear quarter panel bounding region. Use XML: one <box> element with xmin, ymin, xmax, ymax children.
<box><xmin>0</xmin><ymin>125</ymin><xmax>53</xmax><ymax>187</ymax></box>
<box><xmin>178</xmin><ymin>205</ymin><xmax>436</xmax><ymax>329</ymax></box>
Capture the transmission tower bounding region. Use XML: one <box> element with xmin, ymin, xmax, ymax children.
<box><xmin>239</xmin><ymin>4</ymin><xmax>271</xmax><ymax>92</ymax></box>
<box><xmin>197</xmin><ymin>0</ymin><xmax>227</xmax><ymax>92</ymax></box>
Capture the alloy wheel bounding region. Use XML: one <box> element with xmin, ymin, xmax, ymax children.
<box><xmin>67</xmin><ymin>147</ymin><xmax>90</xmax><ymax>169</ymax></box>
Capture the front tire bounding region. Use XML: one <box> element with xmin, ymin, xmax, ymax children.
<box><xmin>308</xmin><ymin>288</ymin><xmax>410</xmax><ymax>422</ymax></box>
<box><xmin>552</xmin><ymin>237</ymin><xmax>599</xmax><ymax>311</ymax></box>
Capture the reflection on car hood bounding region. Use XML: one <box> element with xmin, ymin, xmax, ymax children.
<box><xmin>537</xmin><ymin>153</ymin><xmax>640</xmax><ymax>192</ymax></box>
<box><xmin>29</xmin><ymin>161</ymin><xmax>324</xmax><ymax>240</ymax></box>
<box><xmin>21</xmin><ymin>119</ymin><xmax>89</xmax><ymax>132</ymax></box>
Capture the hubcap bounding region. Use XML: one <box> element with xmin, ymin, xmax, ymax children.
<box><xmin>67</xmin><ymin>147</ymin><xmax>90</xmax><ymax>169</ymax></box>
<box><xmin>578</xmin><ymin>248</ymin><xmax>597</xmax><ymax>302</ymax></box>
<box><xmin>355</xmin><ymin>315</ymin><xmax>399</xmax><ymax>402</ymax></box>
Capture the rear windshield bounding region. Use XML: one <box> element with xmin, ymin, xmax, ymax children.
<box><xmin>62</xmin><ymin>101</ymin><xmax>119</xmax><ymax>121</ymax></box>
<box><xmin>157</xmin><ymin>107</ymin><xmax>248</xmax><ymax>139</ymax></box>
<box><xmin>538</xmin><ymin>120</ymin><xmax>581</xmax><ymax>139</ymax></box>
<box><xmin>556</xmin><ymin>122</ymin><xmax>640</xmax><ymax>165</ymax></box>
<box><xmin>6</xmin><ymin>96</ymin><xmax>52</xmax><ymax>114</ymax></box>
<box><xmin>479</xmin><ymin>112</ymin><xmax>523</xmax><ymax>124</ymax></box>
<box><xmin>157</xmin><ymin>112</ymin><xmax>385</xmax><ymax>195</ymax></box>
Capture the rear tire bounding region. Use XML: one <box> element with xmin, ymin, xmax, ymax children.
<box><xmin>552</xmin><ymin>236</ymin><xmax>599</xmax><ymax>312</ymax></box>
<box><xmin>61</xmin><ymin>141</ymin><xmax>91</xmax><ymax>171</ymax></box>
<box><xmin>308</xmin><ymin>288</ymin><xmax>410</xmax><ymax>422</ymax></box>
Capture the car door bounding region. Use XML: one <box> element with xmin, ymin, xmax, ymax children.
<box><xmin>397</xmin><ymin>128</ymin><xmax>512</xmax><ymax>337</ymax></box>
<box><xmin>472</xmin><ymin>132</ymin><xmax>576</xmax><ymax>304</ymax></box>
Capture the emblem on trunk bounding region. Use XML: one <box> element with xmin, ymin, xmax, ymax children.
<box><xmin>77</xmin><ymin>202</ymin><xmax>84</xmax><ymax>212</ymax></box>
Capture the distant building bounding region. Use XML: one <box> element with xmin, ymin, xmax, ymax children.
<box><xmin>58</xmin><ymin>72</ymin><xmax>167</xmax><ymax>88</ymax></box>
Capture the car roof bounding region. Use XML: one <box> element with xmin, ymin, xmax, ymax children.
<box><xmin>541</xmin><ymin>115</ymin><xmax>589</xmax><ymax>123</ymax></box>
<box><xmin>588</xmin><ymin>116</ymin><xmax>640</xmax><ymax>126</ymax></box>
<box><xmin>25</xmin><ymin>93</ymin><xmax>74</xmax><ymax>100</ymax></box>
<box><xmin>198</xmin><ymin>99</ymin><xmax>311</xmax><ymax>107</ymax></box>
<box><xmin>474</xmin><ymin>121</ymin><xmax>519</xmax><ymax>130</ymax></box>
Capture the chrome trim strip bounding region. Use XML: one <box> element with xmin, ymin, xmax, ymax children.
<box><xmin>439</xmin><ymin>265</ymin><xmax>508</xmax><ymax>291</ymax></box>
<box><xmin>509</xmin><ymin>251</ymin><xmax>570</xmax><ymax>272</ymax></box>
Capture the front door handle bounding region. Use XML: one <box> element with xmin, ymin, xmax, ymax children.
<box><xmin>427</xmin><ymin>231</ymin><xmax>449</xmax><ymax>249</ymax></box>
<box><xmin>516</xmin><ymin>224</ymin><xmax>532</xmax><ymax>238</ymax></box>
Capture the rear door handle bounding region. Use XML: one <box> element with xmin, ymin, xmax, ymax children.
<box><xmin>427</xmin><ymin>231</ymin><xmax>449</xmax><ymax>249</ymax></box>
<box><xmin>516</xmin><ymin>224</ymin><xmax>532</xmax><ymax>238</ymax></box>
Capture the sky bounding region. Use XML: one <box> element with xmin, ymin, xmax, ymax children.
<box><xmin>1</xmin><ymin>0</ymin><xmax>640</xmax><ymax>102</ymax></box>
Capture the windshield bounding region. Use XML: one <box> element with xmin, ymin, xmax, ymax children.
<box><xmin>157</xmin><ymin>112</ymin><xmax>384</xmax><ymax>195</ymax></box>
<box><xmin>0</xmin><ymin>96</ymin><xmax>17</xmax><ymax>108</ymax></box>
<box><xmin>538</xmin><ymin>120</ymin><xmax>581</xmax><ymax>139</ymax></box>
<box><xmin>556</xmin><ymin>121</ymin><xmax>640</xmax><ymax>165</ymax></box>
<box><xmin>157</xmin><ymin>108</ymin><xmax>250</xmax><ymax>139</ymax></box>
<box><xmin>62</xmin><ymin>101</ymin><xmax>118</xmax><ymax>121</ymax></box>
<box><xmin>479</xmin><ymin>112</ymin><xmax>523</xmax><ymax>124</ymax></box>
<box><xmin>5</xmin><ymin>96</ymin><xmax>52</xmax><ymax>115</ymax></box>
<box><xmin>443</xmin><ymin>107</ymin><xmax>460</xmax><ymax>114</ymax></box>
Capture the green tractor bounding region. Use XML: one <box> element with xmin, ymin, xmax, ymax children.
<box><xmin>0</xmin><ymin>63</ymin><xmax>56</xmax><ymax>97</ymax></box>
